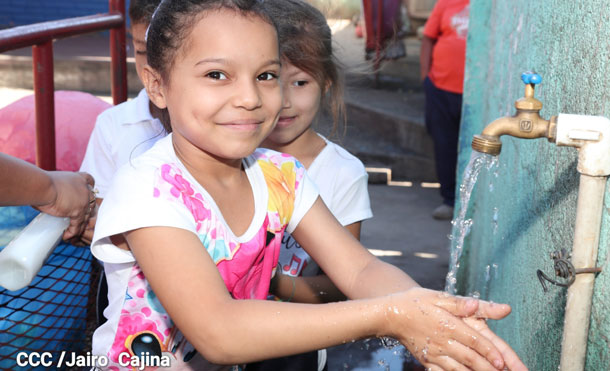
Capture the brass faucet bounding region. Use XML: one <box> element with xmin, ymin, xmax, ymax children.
<box><xmin>471</xmin><ymin>73</ymin><xmax>557</xmax><ymax>155</ymax></box>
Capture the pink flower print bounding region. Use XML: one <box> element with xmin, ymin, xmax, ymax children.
<box><xmin>160</xmin><ymin>164</ymin><xmax>194</xmax><ymax>198</ymax></box>
<box><xmin>108</xmin><ymin>311</ymin><xmax>166</xmax><ymax>363</ymax></box>
<box><xmin>159</xmin><ymin>164</ymin><xmax>211</xmax><ymax>229</ymax></box>
<box><xmin>182</xmin><ymin>192</ymin><xmax>209</xmax><ymax>229</ymax></box>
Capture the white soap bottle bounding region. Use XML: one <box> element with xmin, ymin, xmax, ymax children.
<box><xmin>0</xmin><ymin>213</ymin><xmax>69</xmax><ymax>291</ymax></box>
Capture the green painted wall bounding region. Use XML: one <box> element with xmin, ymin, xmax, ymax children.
<box><xmin>457</xmin><ymin>0</ymin><xmax>610</xmax><ymax>369</ymax></box>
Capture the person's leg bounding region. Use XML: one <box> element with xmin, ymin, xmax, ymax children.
<box><xmin>362</xmin><ymin>0</ymin><xmax>377</xmax><ymax>53</ymax></box>
<box><xmin>423</xmin><ymin>77</ymin><xmax>462</xmax><ymax>218</ymax></box>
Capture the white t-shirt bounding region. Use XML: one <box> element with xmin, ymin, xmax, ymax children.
<box><xmin>80</xmin><ymin>88</ymin><xmax>166</xmax><ymax>198</ymax></box>
<box><xmin>277</xmin><ymin>135</ymin><xmax>372</xmax><ymax>277</ymax></box>
<box><xmin>91</xmin><ymin>135</ymin><xmax>319</xmax><ymax>370</ymax></box>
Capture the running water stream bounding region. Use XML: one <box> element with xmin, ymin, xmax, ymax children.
<box><xmin>333</xmin><ymin>152</ymin><xmax>498</xmax><ymax>370</ymax></box>
<box><xmin>445</xmin><ymin>151</ymin><xmax>498</xmax><ymax>294</ymax></box>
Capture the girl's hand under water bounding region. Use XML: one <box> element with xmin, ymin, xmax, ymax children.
<box><xmin>462</xmin><ymin>315</ymin><xmax>528</xmax><ymax>371</ymax></box>
<box><xmin>384</xmin><ymin>288</ymin><xmax>528</xmax><ymax>371</ymax></box>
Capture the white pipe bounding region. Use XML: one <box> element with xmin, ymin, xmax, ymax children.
<box><xmin>555</xmin><ymin>114</ymin><xmax>610</xmax><ymax>371</ymax></box>
<box><xmin>560</xmin><ymin>175</ymin><xmax>605</xmax><ymax>370</ymax></box>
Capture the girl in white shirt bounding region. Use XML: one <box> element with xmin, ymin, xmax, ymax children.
<box><xmin>90</xmin><ymin>0</ymin><xmax>526</xmax><ymax>370</ymax></box>
<box><xmin>254</xmin><ymin>4</ymin><xmax>371</xmax><ymax>369</ymax></box>
<box><xmin>262</xmin><ymin>0</ymin><xmax>371</xmax><ymax>306</ymax></box>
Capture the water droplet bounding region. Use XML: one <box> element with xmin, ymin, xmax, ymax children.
<box><xmin>380</xmin><ymin>337</ymin><xmax>401</xmax><ymax>349</ymax></box>
<box><xmin>421</xmin><ymin>347</ymin><xmax>429</xmax><ymax>361</ymax></box>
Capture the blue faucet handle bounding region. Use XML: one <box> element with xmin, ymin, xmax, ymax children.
<box><xmin>521</xmin><ymin>72</ymin><xmax>542</xmax><ymax>85</ymax></box>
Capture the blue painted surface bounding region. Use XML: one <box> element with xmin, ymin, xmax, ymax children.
<box><xmin>457</xmin><ymin>0</ymin><xmax>610</xmax><ymax>369</ymax></box>
<box><xmin>0</xmin><ymin>207</ymin><xmax>92</xmax><ymax>370</ymax></box>
<box><xmin>0</xmin><ymin>0</ymin><xmax>131</xmax><ymax>28</ymax></box>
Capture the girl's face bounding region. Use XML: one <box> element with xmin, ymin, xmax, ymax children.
<box><xmin>264</xmin><ymin>62</ymin><xmax>323</xmax><ymax>145</ymax></box>
<box><xmin>153</xmin><ymin>9</ymin><xmax>282</xmax><ymax>160</ymax></box>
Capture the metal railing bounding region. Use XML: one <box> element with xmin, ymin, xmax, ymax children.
<box><xmin>0</xmin><ymin>0</ymin><xmax>127</xmax><ymax>170</ymax></box>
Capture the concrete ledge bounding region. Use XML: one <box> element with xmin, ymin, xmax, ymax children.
<box><xmin>0</xmin><ymin>55</ymin><xmax>142</xmax><ymax>95</ymax></box>
<box><xmin>332</xmin><ymin>84</ymin><xmax>436</xmax><ymax>182</ymax></box>
<box><xmin>344</xmin><ymin>91</ymin><xmax>432</xmax><ymax>157</ymax></box>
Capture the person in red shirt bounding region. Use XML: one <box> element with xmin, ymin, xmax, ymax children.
<box><xmin>420</xmin><ymin>0</ymin><xmax>469</xmax><ymax>219</ymax></box>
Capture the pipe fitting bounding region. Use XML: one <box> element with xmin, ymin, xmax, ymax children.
<box><xmin>555</xmin><ymin>114</ymin><xmax>610</xmax><ymax>176</ymax></box>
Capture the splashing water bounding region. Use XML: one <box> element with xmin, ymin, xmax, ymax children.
<box><xmin>445</xmin><ymin>151</ymin><xmax>498</xmax><ymax>294</ymax></box>
<box><xmin>343</xmin><ymin>337</ymin><xmax>408</xmax><ymax>370</ymax></box>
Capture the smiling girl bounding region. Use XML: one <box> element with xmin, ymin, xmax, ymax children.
<box><xmin>90</xmin><ymin>1</ymin><xmax>526</xmax><ymax>370</ymax></box>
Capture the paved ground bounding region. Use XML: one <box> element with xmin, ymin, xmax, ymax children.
<box><xmin>0</xmin><ymin>19</ymin><xmax>454</xmax><ymax>371</ymax></box>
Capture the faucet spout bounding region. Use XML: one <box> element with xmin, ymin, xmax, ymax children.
<box><xmin>471</xmin><ymin>72</ymin><xmax>555</xmax><ymax>156</ymax></box>
<box><xmin>472</xmin><ymin>112</ymin><xmax>555</xmax><ymax>156</ymax></box>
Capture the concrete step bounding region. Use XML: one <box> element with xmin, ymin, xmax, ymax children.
<box><xmin>321</xmin><ymin>76</ymin><xmax>436</xmax><ymax>183</ymax></box>
<box><xmin>0</xmin><ymin>54</ymin><xmax>143</xmax><ymax>95</ymax></box>
<box><xmin>0</xmin><ymin>34</ymin><xmax>143</xmax><ymax>95</ymax></box>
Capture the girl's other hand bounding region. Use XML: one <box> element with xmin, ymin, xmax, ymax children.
<box><xmin>38</xmin><ymin>171</ymin><xmax>96</xmax><ymax>239</ymax></box>
<box><xmin>384</xmin><ymin>288</ymin><xmax>523</xmax><ymax>370</ymax></box>
<box><xmin>463</xmin><ymin>316</ymin><xmax>528</xmax><ymax>371</ymax></box>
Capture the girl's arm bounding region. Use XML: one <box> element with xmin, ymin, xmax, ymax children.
<box><xmin>271</xmin><ymin>221</ymin><xmax>361</xmax><ymax>303</ymax></box>
<box><xmin>293</xmin><ymin>200</ymin><xmax>418</xmax><ymax>298</ymax></box>
<box><xmin>71</xmin><ymin>198</ymin><xmax>102</xmax><ymax>246</ymax></box>
<box><xmin>0</xmin><ymin>153</ymin><xmax>95</xmax><ymax>239</ymax></box>
<box><xmin>271</xmin><ymin>269</ymin><xmax>346</xmax><ymax>303</ymax></box>
<box><xmin>126</xmin><ymin>202</ymin><xmax>524</xmax><ymax>370</ymax></box>
<box><xmin>292</xmin><ymin>199</ymin><xmax>527</xmax><ymax>370</ymax></box>
<box><xmin>126</xmin><ymin>226</ymin><xmax>390</xmax><ymax>364</ymax></box>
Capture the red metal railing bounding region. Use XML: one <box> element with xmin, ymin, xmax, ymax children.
<box><xmin>0</xmin><ymin>0</ymin><xmax>127</xmax><ymax>171</ymax></box>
